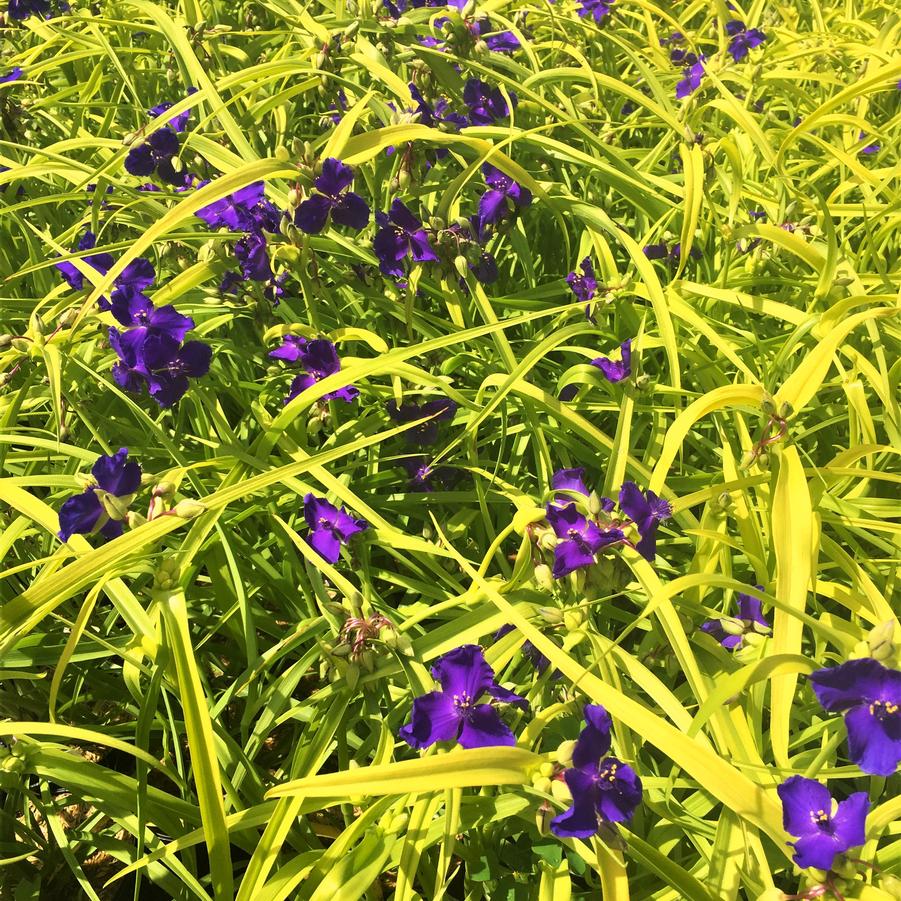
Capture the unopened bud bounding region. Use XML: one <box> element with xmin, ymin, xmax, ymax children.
<box><xmin>273</xmin><ymin>145</ymin><xmax>290</xmax><ymax>162</ymax></box>
<box><xmin>58</xmin><ymin>309</ymin><xmax>78</xmax><ymax>329</ymax></box>
<box><xmin>562</xmin><ymin>608</ymin><xmax>585</xmax><ymax>631</ymax></box>
<box><xmin>778</xmin><ymin>401</ymin><xmax>794</xmax><ymax>419</ymax></box>
<box><xmin>98</xmin><ymin>490</ymin><xmax>132</xmax><ymax>521</ymax></box>
<box><xmin>172</xmin><ymin>499</ymin><xmax>206</xmax><ymax>520</ymax></box>
<box><xmin>549</xmin><ymin>777</ymin><xmax>571</xmax><ymax>803</ymax></box>
<box><xmin>453</xmin><ymin>255</ymin><xmax>469</xmax><ymax>279</ymax></box>
<box><xmin>532</xmin><ymin>775</ymin><xmax>552</xmax><ymax>794</ymax></box>
<box><xmin>397</xmin><ymin>168</ymin><xmax>411</xmax><ymax>191</ymax></box>
<box><xmin>0</xmin><ymin>334</ymin><xmax>12</xmax><ymax>349</ymax></box>
<box><xmin>538</xmin><ymin>531</ymin><xmax>558</xmax><ymax>551</ymax></box>
<box><xmin>153</xmin><ymin>481</ymin><xmax>176</xmax><ymax>498</ymax></box>
<box><xmin>125</xmin><ymin>510</ymin><xmax>146</xmax><ymax>528</ymax></box>
<box><xmin>719</xmin><ymin>617</ymin><xmax>745</xmax><ymax>637</ymax></box>
<box><xmin>761</xmin><ymin>396</ymin><xmax>777</xmax><ymax>416</ymax></box>
<box><xmin>287</xmin><ymin>188</ymin><xmax>301</xmax><ymax>208</ymax></box>
<box><xmin>555</xmin><ymin>739</ymin><xmax>576</xmax><ymax>767</ymax></box>
<box><xmin>587</xmin><ymin>491</ymin><xmax>603</xmax><ymax>516</ymax></box>
<box><xmin>533</xmin><ymin>563</ymin><xmax>554</xmax><ymax>592</ymax></box>
<box><xmin>538</xmin><ymin>606</ymin><xmax>563</xmax><ymax>624</ymax></box>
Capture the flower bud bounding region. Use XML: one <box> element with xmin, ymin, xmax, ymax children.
<box><xmin>538</xmin><ymin>530</ymin><xmax>558</xmax><ymax>551</ymax></box>
<box><xmin>549</xmin><ymin>777</ymin><xmax>571</xmax><ymax>803</ymax></box>
<box><xmin>878</xmin><ymin>875</ymin><xmax>901</xmax><ymax>900</ymax></box>
<box><xmin>287</xmin><ymin>187</ymin><xmax>301</xmax><ymax>209</ymax></box>
<box><xmin>719</xmin><ymin>617</ymin><xmax>746</xmax><ymax>637</ymax></box>
<box><xmin>153</xmin><ymin>481</ymin><xmax>176</xmax><ymax>498</ymax></box>
<box><xmin>533</xmin><ymin>563</ymin><xmax>554</xmax><ymax>592</ymax></box>
<box><xmin>172</xmin><ymin>499</ymin><xmax>206</xmax><ymax>520</ymax></box>
<box><xmin>532</xmin><ymin>775</ymin><xmax>552</xmax><ymax>794</ymax></box>
<box><xmin>0</xmin><ymin>334</ymin><xmax>12</xmax><ymax>349</ymax></box>
<box><xmin>11</xmin><ymin>338</ymin><xmax>30</xmax><ymax>354</ymax></box>
<box><xmin>453</xmin><ymin>255</ymin><xmax>469</xmax><ymax>279</ymax></box>
<box><xmin>868</xmin><ymin>620</ymin><xmax>899</xmax><ymax>664</ymax></box>
<box><xmin>125</xmin><ymin>511</ymin><xmax>146</xmax><ymax>529</ymax></box>
<box><xmin>587</xmin><ymin>491</ymin><xmax>603</xmax><ymax>517</ymax></box>
<box><xmin>397</xmin><ymin>168</ymin><xmax>411</xmax><ymax>191</ymax></box>
<box><xmin>97</xmin><ymin>490</ymin><xmax>132</xmax><ymax>522</ymax></box>
<box><xmin>555</xmin><ymin>740</ymin><xmax>576</xmax><ymax>767</ymax></box>
<box><xmin>778</xmin><ymin>401</ymin><xmax>794</xmax><ymax>419</ymax></box>
<box><xmin>58</xmin><ymin>309</ymin><xmax>78</xmax><ymax>329</ymax></box>
<box><xmin>562</xmin><ymin>608</ymin><xmax>585</xmax><ymax>631</ymax></box>
<box><xmin>538</xmin><ymin>606</ymin><xmax>563</xmax><ymax>624</ymax></box>
<box><xmin>761</xmin><ymin>396</ymin><xmax>777</xmax><ymax>416</ymax></box>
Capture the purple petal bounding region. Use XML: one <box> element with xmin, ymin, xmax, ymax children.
<box><xmin>552</xmin><ymin>539</ymin><xmax>597</xmax><ymax>579</ymax></box>
<box><xmin>551</xmin><ymin>467</ymin><xmax>589</xmax><ymax>498</ymax></box>
<box><xmin>331</xmin><ymin>192</ymin><xmax>370</xmax><ymax>230</ymax></box>
<box><xmin>91</xmin><ymin>447</ymin><xmax>140</xmax><ymax>496</ymax></box>
<box><xmin>175</xmin><ymin>341</ymin><xmax>212</xmax><ymax>378</ymax></box>
<box><xmin>58</xmin><ymin>491</ymin><xmax>104</xmax><ymax>542</ymax></box>
<box><xmin>399</xmin><ymin>691</ymin><xmax>460</xmax><ymax>749</ymax></box>
<box><xmin>831</xmin><ymin>792</ymin><xmax>869</xmax><ymax>850</ymax></box>
<box><xmin>117</xmin><ymin>257</ymin><xmax>155</xmax><ymax>291</ymax></box>
<box><xmin>408</xmin><ymin>229</ymin><xmax>438</xmax><ymax>263</ymax></box>
<box><xmin>595</xmin><ymin>757</ymin><xmax>642</xmax><ymax>822</ymax></box>
<box><xmin>124</xmin><ymin>144</ymin><xmax>156</xmax><ymax>177</ymax></box>
<box><xmin>810</xmin><ymin>659</ymin><xmax>888</xmax><ymax>712</ymax></box>
<box><xmin>458</xmin><ymin>704</ymin><xmax>516</xmax><ymax>749</ymax></box>
<box><xmin>478</xmin><ymin>189</ymin><xmax>509</xmax><ymax>228</ymax></box>
<box><xmin>778</xmin><ymin>776</ymin><xmax>833</xmax><ymax>837</ymax></box>
<box><xmin>147</xmin><ymin>127</ymin><xmax>179</xmax><ymax>157</ymax></box>
<box><xmin>572</xmin><ymin>704</ymin><xmax>612</xmax><ymax>769</ymax></box>
<box><xmin>430</xmin><ymin>644</ymin><xmax>496</xmax><ymax>700</ymax></box>
<box><xmin>315</xmin><ymin>158</ymin><xmax>355</xmax><ymax>195</ymax></box>
<box><xmin>550</xmin><ymin>769</ymin><xmax>599</xmax><ymax>838</ymax></box>
<box><xmin>309</xmin><ymin>526</ymin><xmax>341</xmax><ymax>563</ymax></box>
<box><xmin>844</xmin><ymin>704</ymin><xmax>901</xmax><ymax>776</ymax></box>
<box><xmin>294</xmin><ymin>194</ymin><xmax>333</xmax><ymax>234</ymax></box>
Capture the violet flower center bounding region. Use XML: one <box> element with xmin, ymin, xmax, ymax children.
<box><xmin>452</xmin><ymin>691</ymin><xmax>476</xmax><ymax>716</ymax></box>
<box><xmin>597</xmin><ymin>761</ymin><xmax>619</xmax><ymax>784</ymax></box>
<box><xmin>870</xmin><ymin>699</ymin><xmax>898</xmax><ymax>720</ymax></box>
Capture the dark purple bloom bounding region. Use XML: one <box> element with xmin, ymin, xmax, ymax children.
<box><xmin>270</xmin><ymin>336</ymin><xmax>358</xmax><ymax>404</ymax></box>
<box><xmin>235</xmin><ymin>232</ymin><xmax>272</xmax><ymax>282</ymax></box>
<box><xmin>558</xmin><ymin>384</ymin><xmax>579</xmax><ymax>402</ymax></box>
<box><xmin>725</xmin><ymin>20</ymin><xmax>766</xmax><ymax>62</ymax></box>
<box><xmin>478</xmin><ymin>163</ymin><xmax>532</xmax><ymax>233</ymax></box>
<box><xmin>1</xmin><ymin>67</ymin><xmax>23</xmax><ymax>83</ymax></box>
<box><xmin>399</xmin><ymin>644</ymin><xmax>527</xmax><ymax>750</ymax></box>
<box><xmin>576</xmin><ymin>0</ymin><xmax>613</xmax><ymax>24</ymax></box>
<box><xmin>642</xmin><ymin>241</ymin><xmax>669</xmax><ymax>260</ymax></box>
<box><xmin>196</xmin><ymin>182</ymin><xmax>281</xmax><ymax>233</ymax></box>
<box><xmin>551</xmin><ymin>467</ymin><xmax>589</xmax><ymax>500</ymax></box>
<box><xmin>700</xmin><ymin>587</ymin><xmax>769</xmax><ymax>649</ymax></box>
<box><xmin>55</xmin><ymin>230</ymin><xmax>114</xmax><ymax>290</ymax></box>
<box><xmin>617</xmin><ymin>482</ymin><xmax>672</xmax><ymax>562</ymax></box>
<box><xmin>566</xmin><ymin>257</ymin><xmax>598</xmax><ymax>314</ymax></box>
<box><xmin>408</xmin><ymin>84</ymin><xmax>467</xmax><ymax>131</ymax></box>
<box><xmin>399</xmin><ymin>456</ymin><xmax>462</xmax><ymax>492</ymax></box>
<box><xmin>303</xmin><ymin>493</ymin><xmax>368</xmax><ymax>563</ymax></box>
<box><xmin>545</xmin><ymin>503</ymin><xmax>623</xmax><ymax>579</ymax></box>
<box><xmin>148</xmin><ymin>87</ymin><xmax>197</xmax><ymax>133</ymax></box>
<box><xmin>8</xmin><ymin>0</ymin><xmax>51</xmax><ymax>18</ymax></box>
<box><xmin>373</xmin><ymin>199</ymin><xmax>438</xmax><ymax>278</ymax></box>
<box><xmin>110</xmin><ymin>289</ymin><xmax>195</xmax><ymax>344</ymax></box>
<box><xmin>463</xmin><ymin>78</ymin><xmax>515</xmax><ymax>126</ymax></box>
<box><xmin>58</xmin><ymin>448</ymin><xmax>141</xmax><ymax>542</ymax></box>
<box><xmin>141</xmin><ymin>333</ymin><xmax>212</xmax><ymax>408</ymax></box>
<box><xmin>676</xmin><ymin>55</ymin><xmax>706</xmax><ymax>99</ymax></box>
<box><xmin>591</xmin><ymin>339</ymin><xmax>632</xmax><ymax>383</ymax></box>
<box><xmin>551</xmin><ymin>705</ymin><xmax>642</xmax><ymax>838</ymax></box>
<box><xmin>810</xmin><ymin>658</ymin><xmax>901</xmax><ymax>777</ymax></box>
<box><xmin>124</xmin><ymin>128</ymin><xmax>183</xmax><ymax>185</ymax></box>
<box><xmin>295</xmin><ymin>158</ymin><xmax>370</xmax><ymax>234</ymax></box>
<box><xmin>777</xmin><ymin>776</ymin><xmax>868</xmax><ymax>871</ymax></box>
<box><xmin>481</xmin><ymin>25</ymin><xmax>520</xmax><ymax>53</ymax></box>
<box><xmin>387</xmin><ymin>397</ymin><xmax>457</xmax><ymax>445</ymax></box>
<box><xmin>858</xmin><ymin>132</ymin><xmax>880</xmax><ymax>155</ymax></box>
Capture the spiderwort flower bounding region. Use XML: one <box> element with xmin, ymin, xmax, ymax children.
<box><xmin>617</xmin><ymin>482</ymin><xmax>672</xmax><ymax>562</ymax></box>
<box><xmin>676</xmin><ymin>54</ymin><xmax>706</xmax><ymax>99</ymax></box>
<box><xmin>551</xmin><ymin>467</ymin><xmax>590</xmax><ymax>500</ymax></box>
<box><xmin>576</xmin><ymin>0</ymin><xmax>613</xmax><ymax>24</ymax></box>
<box><xmin>725</xmin><ymin>20</ymin><xmax>766</xmax><ymax>62</ymax></box>
<box><xmin>399</xmin><ymin>644</ymin><xmax>528</xmax><ymax>750</ymax></box>
<box><xmin>858</xmin><ymin>132</ymin><xmax>880</xmax><ymax>155</ymax></box>
<box><xmin>110</xmin><ymin>290</ymin><xmax>194</xmax><ymax>344</ymax></box>
<box><xmin>478</xmin><ymin>163</ymin><xmax>532</xmax><ymax>234</ymax></box>
<box><xmin>7</xmin><ymin>0</ymin><xmax>51</xmax><ymax>19</ymax></box>
<box><xmin>148</xmin><ymin>87</ymin><xmax>197</xmax><ymax>133</ymax></box>
<box><xmin>566</xmin><ymin>258</ymin><xmax>597</xmax><ymax>306</ymax></box>
<box><xmin>701</xmin><ymin>587</ymin><xmax>770</xmax><ymax>648</ymax></box>
<box><xmin>463</xmin><ymin>78</ymin><xmax>515</xmax><ymax>125</ymax></box>
<box><xmin>545</xmin><ymin>503</ymin><xmax>623</xmax><ymax>579</ymax></box>
<box><xmin>777</xmin><ymin>776</ymin><xmax>868</xmax><ymax>871</ymax></box>
<box><xmin>591</xmin><ymin>339</ymin><xmax>632</xmax><ymax>383</ymax></box>
<box><xmin>235</xmin><ymin>232</ymin><xmax>272</xmax><ymax>282</ymax></box>
<box><xmin>551</xmin><ymin>705</ymin><xmax>642</xmax><ymax>838</ymax></box>
<box><xmin>1</xmin><ymin>67</ymin><xmax>23</xmax><ymax>83</ymax></box>
<box><xmin>196</xmin><ymin>182</ymin><xmax>281</xmax><ymax>233</ymax></box>
<box><xmin>270</xmin><ymin>336</ymin><xmax>359</xmax><ymax>404</ymax></box>
<box><xmin>140</xmin><ymin>333</ymin><xmax>213</xmax><ymax>408</ymax></box>
<box><xmin>303</xmin><ymin>493</ymin><xmax>368</xmax><ymax>564</ymax></box>
<box><xmin>58</xmin><ymin>448</ymin><xmax>140</xmax><ymax>543</ymax></box>
<box><xmin>386</xmin><ymin>398</ymin><xmax>457</xmax><ymax>445</ymax></box>
<box><xmin>373</xmin><ymin>199</ymin><xmax>438</xmax><ymax>277</ymax></box>
<box><xmin>810</xmin><ymin>658</ymin><xmax>901</xmax><ymax>776</ymax></box>
<box><xmin>399</xmin><ymin>456</ymin><xmax>462</xmax><ymax>492</ymax></box>
<box><xmin>294</xmin><ymin>158</ymin><xmax>370</xmax><ymax>234</ymax></box>
<box><xmin>124</xmin><ymin>127</ymin><xmax>183</xmax><ymax>185</ymax></box>
<box><xmin>55</xmin><ymin>231</ymin><xmax>114</xmax><ymax>290</ymax></box>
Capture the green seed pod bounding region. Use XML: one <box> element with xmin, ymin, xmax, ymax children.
<box><xmin>98</xmin><ymin>490</ymin><xmax>132</xmax><ymax>521</ymax></box>
<box><xmin>172</xmin><ymin>499</ymin><xmax>206</xmax><ymax>520</ymax></box>
<box><xmin>453</xmin><ymin>255</ymin><xmax>470</xmax><ymax>279</ymax></box>
<box><xmin>0</xmin><ymin>334</ymin><xmax>12</xmax><ymax>349</ymax></box>
<box><xmin>538</xmin><ymin>606</ymin><xmax>563</xmax><ymax>624</ymax></box>
<box><xmin>533</xmin><ymin>564</ymin><xmax>554</xmax><ymax>592</ymax></box>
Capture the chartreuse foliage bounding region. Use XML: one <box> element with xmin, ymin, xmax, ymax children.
<box><xmin>0</xmin><ymin>0</ymin><xmax>899</xmax><ymax>898</ymax></box>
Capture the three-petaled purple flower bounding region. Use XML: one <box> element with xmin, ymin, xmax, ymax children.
<box><xmin>55</xmin><ymin>230</ymin><xmax>114</xmax><ymax>290</ymax></box>
<box><xmin>399</xmin><ymin>644</ymin><xmax>528</xmax><ymax>750</ymax></box>
<box><xmin>591</xmin><ymin>339</ymin><xmax>632</xmax><ymax>383</ymax></box>
<box><xmin>777</xmin><ymin>776</ymin><xmax>868</xmax><ymax>871</ymax></box>
<box><xmin>110</xmin><ymin>290</ymin><xmax>194</xmax><ymax>345</ymax></box>
<box><xmin>551</xmin><ymin>704</ymin><xmax>642</xmax><ymax>838</ymax></box>
<box><xmin>463</xmin><ymin>78</ymin><xmax>515</xmax><ymax>126</ymax></box>
<box><xmin>566</xmin><ymin>257</ymin><xmax>598</xmax><ymax>307</ymax></box>
<box><xmin>676</xmin><ymin>54</ymin><xmax>706</xmax><ymax>99</ymax></box>
<box><xmin>545</xmin><ymin>503</ymin><xmax>623</xmax><ymax>579</ymax></box>
<box><xmin>58</xmin><ymin>448</ymin><xmax>140</xmax><ymax>543</ymax></box>
<box><xmin>387</xmin><ymin>398</ymin><xmax>457</xmax><ymax>444</ymax></box>
<box><xmin>478</xmin><ymin>163</ymin><xmax>532</xmax><ymax>234</ymax></box>
<box><xmin>399</xmin><ymin>456</ymin><xmax>462</xmax><ymax>492</ymax></box>
<box><xmin>576</xmin><ymin>0</ymin><xmax>613</xmax><ymax>24</ymax></box>
<box><xmin>373</xmin><ymin>199</ymin><xmax>438</xmax><ymax>277</ymax></box>
<box><xmin>196</xmin><ymin>182</ymin><xmax>281</xmax><ymax>233</ymax></box>
<box><xmin>124</xmin><ymin>127</ymin><xmax>184</xmax><ymax>186</ymax></box>
<box><xmin>700</xmin><ymin>587</ymin><xmax>770</xmax><ymax>648</ymax></box>
<box><xmin>270</xmin><ymin>335</ymin><xmax>358</xmax><ymax>404</ymax></box>
<box><xmin>617</xmin><ymin>482</ymin><xmax>672</xmax><ymax>562</ymax></box>
<box><xmin>725</xmin><ymin>20</ymin><xmax>766</xmax><ymax>62</ymax></box>
<box><xmin>295</xmin><ymin>158</ymin><xmax>370</xmax><ymax>234</ymax></box>
<box><xmin>303</xmin><ymin>493</ymin><xmax>368</xmax><ymax>563</ymax></box>
<box><xmin>810</xmin><ymin>658</ymin><xmax>901</xmax><ymax>777</ymax></box>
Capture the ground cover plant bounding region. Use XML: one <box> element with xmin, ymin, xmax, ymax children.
<box><xmin>0</xmin><ymin>0</ymin><xmax>899</xmax><ymax>897</ymax></box>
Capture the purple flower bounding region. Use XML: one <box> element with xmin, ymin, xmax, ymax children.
<box><xmin>463</xmin><ymin>78</ymin><xmax>515</xmax><ymax>126</ymax></box>
<box><xmin>480</xmin><ymin>23</ymin><xmax>521</xmax><ymax>53</ymax></box>
<box><xmin>551</xmin><ymin>705</ymin><xmax>642</xmax><ymax>838</ymax></box>
<box><xmin>810</xmin><ymin>658</ymin><xmax>901</xmax><ymax>777</ymax></box>
<box><xmin>676</xmin><ymin>54</ymin><xmax>706</xmax><ymax>99</ymax></box>
<box><xmin>58</xmin><ymin>448</ymin><xmax>141</xmax><ymax>543</ymax></box>
<box><xmin>777</xmin><ymin>776</ymin><xmax>868</xmax><ymax>871</ymax></box>
<box><xmin>110</xmin><ymin>289</ymin><xmax>194</xmax><ymax>344</ymax></box>
<box><xmin>551</xmin><ymin>467</ymin><xmax>590</xmax><ymax>500</ymax></box>
<box><xmin>373</xmin><ymin>199</ymin><xmax>438</xmax><ymax>278</ymax></box>
<box><xmin>858</xmin><ymin>132</ymin><xmax>880</xmax><ymax>155</ymax></box>
<box><xmin>295</xmin><ymin>158</ymin><xmax>370</xmax><ymax>234</ymax></box>
<box><xmin>408</xmin><ymin>84</ymin><xmax>467</xmax><ymax>131</ymax></box>
<box><xmin>478</xmin><ymin>163</ymin><xmax>532</xmax><ymax>233</ymax></box>
<box><xmin>591</xmin><ymin>339</ymin><xmax>632</xmax><ymax>383</ymax></box>
<box><xmin>566</xmin><ymin>258</ymin><xmax>597</xmax><ymax>306</ymax></box>
<box><xmin>725</xmin><ymin>20</ymin><xmax>766</xmax><ymax>62</ymax></box>
<box><xmin>148</xmin><ymin>87</ymin><xmax>197</xmax><ymax>133</ymax></box>
<box><xmin>700</xmin><ymin>587</ymin><xmax>770</xmax><ymax>649</ymax></box>
<box><xmin>124</xmin><ymin>128</ymin><xmax>183</xmax><ymax>185</ymax></box>
<box><xmin>141</xmin><ymin>333</ymin><xmax>212</xmax><ymax>407</ymax></box>
<box><xmin>196</xmin><ymin>182</ymin><xmax>281</xmax><ymax>233</ymax></box>
<box><xmin>8</xmin><ymin>0</ymin><xmax>51</xmax><ymax>18</ymax></box>
<box><xmin>545</xmin><ymin>503</ymin><xmax>623</xmax><ymax>579</ymax></box>
<box><xmin>55</xmin><ymin>230</ymin><xmax>114</xmax><ymax>290</ymax></box>
<box><xmin>617</xmin><ymin>482</ymin><xmax>671</xmax><ymax>562</ymax></box>
<box><xmin>1</xmin><ymin>67</ymin><xmax>23</xmax><ymax>83</ymax></box>
<box><xmin>270</xmin><ymin>336</ymin><xmax>358</xmax><ymax>404</ymax></box>
<box><xmin>387</xmin><ymin>397</ymin><xmax>457</xmax><ymax>444</ymax></box>
<box><xmin>235</xmin><ymin>232</ymin><xmax>272</xmax><ymax>282</ymax></box>
<box><xmin>577</xmin><ymin>0</ymin><xmax>613</xmax><ymax>24</ymax></box>
<box><xmin>399</xmin><ymin>644</ymin><xmax>528</xmax><ymax>750</ymax></box>
<box><xmin>399</xmin><ymin>456</ymin><xmax>462</xmax><ymax>492</ymax></box>
<box><xmin>303</xmin><ymin>493</ymin><xmax>368</xmax><ymax>563</ymax></box>
<box><xmin>469</xmin><ymin>251</ymin><xmax>499</xmax><ymax>285</ymax></box>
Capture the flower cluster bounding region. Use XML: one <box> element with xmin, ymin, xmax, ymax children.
<box><xmin>124</xmin><ymin>92</ymin><xmax>195</xmax><ymax>187</ymax></box>
<box><xmin>725</xmin><ymin>20</ymin><xmax>766</xmax><ymax>62</ymax></box>
<box><xmin>269</xmin><ymin>335</ymin><xmax>358</xmax><ymax>405</ymax></box>
<box><xmin>701</xmin><ymin>587</ymin><xmax>771</xmax><ymax>649</ymax></box>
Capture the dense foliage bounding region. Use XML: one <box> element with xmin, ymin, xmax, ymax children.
<box><xmin>0</xmin><ymin>0</ymin><xmax>899</xmax><ymax>898</ymax></box>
